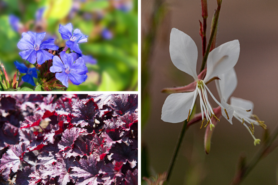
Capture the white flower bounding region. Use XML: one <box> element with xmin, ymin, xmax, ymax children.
<box><xmin>216</xmin><ymin>68</ymin><xmax>266</xmax><ymax>145</ymax></box>
<box><xmin>161</xmin><ymin>28</ymin><xmax>240</xmax><ymax>129</ymax></box>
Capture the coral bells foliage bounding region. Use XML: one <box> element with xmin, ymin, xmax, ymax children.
<box><xmin>0</xmin><ymin>94</ymin><xmax>138</xmax><ymax>184</ymax></box>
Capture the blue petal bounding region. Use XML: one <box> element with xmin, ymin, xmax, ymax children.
<box><xmin>17</xmin><ymin>33</ymin><xmax>34</xmax><ymax>50</ymax></box>
<box><xmin>14</xmin><ymin>61</ymin><xmax>28</xmax><ymax>74</ymax></box>
<box><xmin>50</xmin><ymin>56</ymin><xmax>64</xmax><ymax>73</ymax></box>
<box><xmin>26</xmin><ymin>50</ymin><xmax>37</xmax><ymax>64</ymax></box>
<box><xmin>68</xmin><ymin>73</ymin><xmax>87</xmax><ymax>85</ymax></box>
<box><xmin>56</xmin><ymin>72</ymin><xmax>69</xmax><ymax>87</ymax></box>
<box><xmin>19</xmin><ymin>49</ymin><xmax>34</xmax><ymax>60</ymax></box>
<box><xmin>66</xmin><ymin>40</ymin><xmax>82</xmax><ymax>54</ymax></box>
<box><xmin>28</xmin><ymin>68</ymin><xmax>38</xmax><ymax>78</ymax></box>
<box><xmin>73</xmin><ymin>29</ymin><xmax>88</xmax><ymax>43</ymax></box>
<box><xmin>59</xmin><ymin>23</ymin><xmax>73</xmax><ymax>40</ymax></box>
<box><xmin>68</xmin><ymin>53</ymin><xmax>79</xmax><ymax>61</ymax></box>
<box><xmin>35</xmin><ymin>32</ymin><xmax>46</xmax><ymax>46</ymax></box>
<box><xmin>40</xmin><ymin>38</ymin><xmax>59</xmax><ymax>50</ymax></box>
<box><xmin>71</xmin><ymin>57</ymin><xmax>88</xmax><ymax>75</ymax></box>
<box><xmin>59</xmin><ymin>51</ymin><xmax>72</xmax><ymax>68</ymax></box>
<box><xmin>82</xmin><ymin>55</ymin><xmax>97</xmax><ymax>65</ymax></box>
<box><xmin>35</xmin><ymin>7</ymin><xmax>45</xmax><ymax>21</ymax></box>
<box><xmin>9</xmin><ymin>15</ymin><xmax>20</xmax><ymax>32</ymax></box>
<box><xmin>36</xmin><ymin>50</ymin><xmax>53</xmax><ymax>65</ymax></box>
<box><xmin>22</xmin><ymin>74</ymin><xmax>35</xmax><ymax>86</ymax></box>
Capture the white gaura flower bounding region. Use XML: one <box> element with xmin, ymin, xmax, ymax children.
<box><xmin>161</xmin><ymin>28</ymin><xmax>240</xmax><ymax>128</ymax></box>
<box><xmin>216</xmin><ymin>68</ymin><xmax>266</xmax><ymax>145</ymax></box>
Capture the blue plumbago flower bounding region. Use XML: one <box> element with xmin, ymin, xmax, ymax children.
<box><xmin>113</xmin><ymin>0</ymin><xmax>133</xmax><ymax>12</ymax></box>
<box><xmin>35</xmin><ymin>7</ymin><xmax>45</xmax><ymax>21</ymax></box>
<box><xmin>50</xmin><ymin>51</ymin><xmax>88</xmax><ymax>87</ymax></box>
<box><xmin>9</xmin><ymin>15</ymin><xmax>22</xmax><ymax>32</ymax></box>
<box><xmin>59</xmin><ymin>23</ymin><xmax>88</xmax><ymax>54</ymax></box>
<box><xmin>101</xmin><ymin>29</ymin><xmax>113</xmax><ymax>40</ymax></box>
<box><xmin>17</xmin><ymin>31</ymin><xmax>59</xmax><ymax>65</ymax></box>
<box><xmin>14</xmin><ymin>61</ymin><xmax>38</xmax><ymax>86</ymax></box>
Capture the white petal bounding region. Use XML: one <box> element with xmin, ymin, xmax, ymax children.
<box><xmin>170</xmin><ymin>28</ymin><xmax>198</xmax><ymax>79</ymax></box>
<box><xmin>220</xmin><ymin>98</ymin><xmax>234</xmax><ymax>124</ymax></box>
<box><xmin>216</xmin><ymin>68</ymin><xmax>237</xmax><ymax>101</ymax></box>
<box><xmin>204</xmin><ymin>40</ymin><xmax>240</xmax><ymax>82</ymax></box>
<box><xmin>161</xmin><ymin>91</ymin><xmax>196</xmax><ymax>123</ymax></box>
<box><xmin>231</xmin><ymin>97</ymin><xmax>253</xmax><ymax>116</ymax></box>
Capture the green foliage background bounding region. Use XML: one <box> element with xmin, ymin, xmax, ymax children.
<box><xmin>0</xmin><ymin>0</ymin><xmax>138</xmax><ymax>91</ymax></box>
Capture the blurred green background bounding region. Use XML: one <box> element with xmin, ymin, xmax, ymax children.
<box><xmin>142</xmin><ymin>0</ymin><xmax>278</xmax><ymax>184</ymax></box>
<box><xmin>0</xmin><ymin>0</ymin><xmax>138</xmax><ymax>91</ymax></box>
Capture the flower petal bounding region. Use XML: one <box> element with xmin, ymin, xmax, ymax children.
<box><xmin>22</xmin><ymin>74</ymin><xmax>35</xmax><ymax>86</ymax></box>
<box><xmin>40</xmin><ymin>38</ymin><xmax>59</xmax><ymax>50</ymax></box>
<box><xmin>50</xmin><ymin>56</ymin><xmax>64</xmax><ymax>73</ymax></box>
<box><xmin>59</xmin><ymin>23</ymin><xmax>73</xmax><ymax>40</ymax></box>
<box><xmin>56</xmin><ymin>72</ymin><xmax>69</xmax><ymax>87</ymax></box>
<box><xmin>169</xmin><ymin>28</ymin><xmax>198</xmax><ymax>79</ymax></box>
<box><xmin>71</xmin><ymin>57</ymin><xmax>88</xmax><ymax>75</ymax></box>
<box><xmin>82</xmin><ymin>55</ymin><xmax>97</xmax><ymax>65</ymax></box>
<box><xmin>35</xmin><ymin>32</ymin><xmax>46</xmax><ymax>46</ymax></box>
<box><xmin>17</xmin><ymin>33</ymin><xmax>34</xmax><ymax>50</ymax></box>
<box><xmin>14</xmin><ymin>61</ymin><xmax>28</xmax><ymax>74</ymax></box>
<box><xmin>28</xmin><ymin>68</ymin><xmax>38</xmax><ymax>78</ymax></box>
<box><xmin>26</xmin><ymin>50</ymin><xmax>37</xmax><ymax>64</ymax></box>
<box><xmin>161</xmin><ymin>91</ymin><xmax>196</xmax><ymax>123</ymax></box>
<box><xmin>216</xmin><ymin>68</ymin><xmax>237</xmax><ymax>102</ymax></box>
<box><xmin>66</xmin><ymin>40</ymin><xmax>82</xmax><ymax>54</ymax></box>
<box><xmin>36</xmin><ymin>50</ymin><xmax>53</xmax><ymax>65</ymax></box>
<box><xmin>204</xmin><ymin>40</ymin><xmax>240</xmax><ymax>82</ymax></box>
<box><xmin>68</xmin><ymin>73</ymin><xmax>87</xmax><ymax>85</ymax></box>
<box><xmin>73</xmin><ymin>29</ymin><xmax>88</xmax><ymax>43</ymax></box>
<box><xmin>231</xmin><ymin>97</ymin><xmax>253</xmax><ymax>116</ymax></box>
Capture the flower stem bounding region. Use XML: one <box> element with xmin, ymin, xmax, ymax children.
<box><xmin>231</xmin><ymin>126</ymin><xmax>278</xmax><ymax>185</ymax></box>
<box><xmin>200</xmin><ymin>0</ymin><xmax>222</xmax><ymax>72</ymax></box>
<box><xmin>166</xmin><ymin>120</ymin><xmax>188</xmax><ymax>182</ymax></box>
<box><xmin>201</xmin><ymin>0</ymin><xmax>208</xmax><ymax>57</ymax></box>
<box><xmin>63</xmin><ymin>46</ymin><xmax>69</xmax><ymax>52</ymax></box>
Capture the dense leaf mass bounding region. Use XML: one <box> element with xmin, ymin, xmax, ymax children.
<box><xmin>0</xmin><ymin>94</ymin><xmax>138</xmax><ymax>185</ymax></box>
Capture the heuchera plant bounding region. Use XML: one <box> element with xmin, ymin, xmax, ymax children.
<box><xmin>0</xmin><ymin>22</ymin><xmax>94</xmax><ymax>91</ymax></box>
<box><xmin>0</xmin><ymin>94</ymin><xmax>138</xmax><ymax>184</ymax></box>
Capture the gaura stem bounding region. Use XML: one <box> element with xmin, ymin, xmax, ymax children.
<box><xmin>166</xmin><ymin>119</ymin><xmax>188</xmax><ymax>182</ymax></box>
<box><xmin>200</xmin><ymin>0</ymin><xmax>222</xmax><ymax>72</ymax></box>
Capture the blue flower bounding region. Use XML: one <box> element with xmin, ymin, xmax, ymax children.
<box><xmin>50</xmin><ymin>51</ymin><xmax>88</xmax><ymax>87</ymax></box>
<box><xmin>59</xmin><ymin>23</ymin><xmax>88</xmax><ymax>54</ymax></box>
<box><xmin>14</xmin><ymin>61</ymin><xmax>38</xmax><ymax>86</ymax></box>
<box><xmin>101</xmin><ymin>29</ymin><xmax>113</xmax><ymax>40</ymax></box>
<box><xmin>9</xmin><ymin>15</ymin><xmax>22</xmax><ymax>32</ymax></box>
<box><xmin>17</xmin><ymin>31</ymin><xmax>59</xmax><ymax>65</ymax></box>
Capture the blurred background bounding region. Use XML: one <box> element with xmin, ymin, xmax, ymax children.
<box><xmin>142</xmin><ymin>0</ymin><xmax>278</xmax><ymax>184</ymax></box>
<box><xmin>0</xmin><ymin>0</ymin><xmax>138</xmax><ymax>91</ymax></box>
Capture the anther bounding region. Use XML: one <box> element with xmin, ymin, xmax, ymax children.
<box><xmin>224</xmin><ymin>109</ymin><xmax>229</xmax><ymax>120</ymax></box>
<box><xmin>241</xmin><ymin>118</ymin><xmax>244</xmax><ymax>125</ymax></box>
<box><xmin>200</xmin><ymin>119</ymin><xmax>205</xmax><ymax>129</ymax></box>
<box><xmin>204</xmin><ymin>120</ymin><xmax>210</xmax><ymax>128</ymax></box>
<box><xmin>246</xmin><ymin>109</ymin><xmax>251</xmax><ymax>112</ymax></box>
<box><xmin>213</xmin><ymin>114</ymin><xmax>220</xmax><ymax>121</ymax></box>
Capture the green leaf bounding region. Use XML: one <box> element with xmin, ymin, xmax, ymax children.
<box><xmin>44</xmin><ymin>0</ymin><xmax>72</xmax><ymax>20</ymax></box>
<box><xmin>35</xmin><ymin>85</ymin><xmax>42</xmax><ymax>91</ymax></box>
<box><xmin>20</xmin><ymin>87</ymin><xmax>34</xmax><ymax>91</ymax></box>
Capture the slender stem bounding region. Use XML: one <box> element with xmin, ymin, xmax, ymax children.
<box><xmin>63</xmin><ymin>46</ymin><xmax>69</xmax><ymax>52</ymax></box>
<box><xmin>200</xmin><ymin>1</ymin><xmax>222</xmax><ymax>72</ymax></box>
<box><xmin>166</xmin><ymin>120</ymin><xmax>188</xmax><ymax>182</ymax></box>
<box><xmin>201</xmin><ymin>0</ymin><xmax>208</xmax><ymax>57</ymax></box>
<box><xmin>231</xmin><ymin>126</ymin><xmax>278</xmax><ymax>185</ymax></box>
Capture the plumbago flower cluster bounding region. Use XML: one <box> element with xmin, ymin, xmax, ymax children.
<box><xmin>6</xmin><ymin>23</ymin><xmax>93</xmax><ymax>91</ymax></box>
<box><xmin>0</xmin><ymin>94</ymin><xmax>138</xmax><ymax>184</ymax></box>
<box><xmin>161</xmin><ymin>28</ymin><xmax>266</xmax><ymax>147</ymax></box>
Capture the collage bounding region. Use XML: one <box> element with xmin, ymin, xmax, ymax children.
<box><xmin>0</xmin><ymin>0</ymin><xmax>277</xmax><ymax>185</ymax></box>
